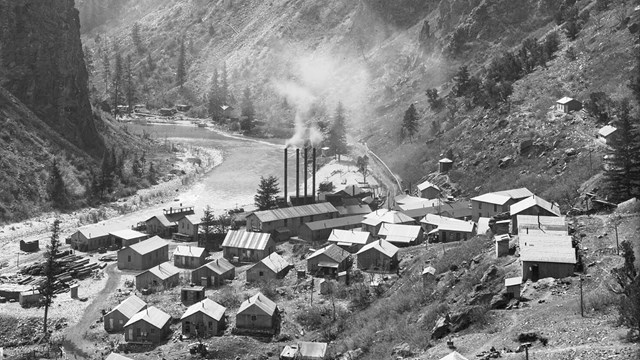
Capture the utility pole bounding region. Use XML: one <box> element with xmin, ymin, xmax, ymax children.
<box><xmin>580</xmin><ymin>276</ymin><xmax>584</xmax><ymax>317</ymax></box>
<box><xmin>525</xmin><ymin>345</ymin><xmax>529</xmax><ymax>360</ymax></box>
<box><xmin>615</xmin><ymin>223</ymin><xmax>619</xmax><ymax>255</ymax></box>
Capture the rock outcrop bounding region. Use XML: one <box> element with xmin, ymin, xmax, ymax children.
<box><xmin>0</xmin><ymin>0</ymin><xmax>103</xmax><ymax>156</ymax></box>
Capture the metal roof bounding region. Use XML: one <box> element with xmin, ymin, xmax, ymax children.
<box><xmin>401</xmin><ymin>200</ymin><xmax>471</xmax><ymax>219</ymax></box>
<box><xmin>183</xmin><ymin>213</ymin><xmax>203</xmax><ymax>225</ymax></box>
<box><xmin>493</xmin><ymin>187</ymin><xmax>534</xmax><ymax>199</ymax></box>
<box><xmin>146</xmin><ymin>214</ymin><xmax>174</xmax><ymax>227</ymax></box>
<box><xmin>557</xmin><ymin>96</ymin><xmax>578</xmax><ymax>104</ymax></box>
<box><xmin>128</xmin><ymin>236</ymin><xmax>168</xmax><ymax>255</ymax></box>
<box><xmin>106</xmin><ymin>295</ymin><xmax>146</xmax><ymax>320</ymax></box>
<box><xmin>251</xmin><ymin>202</ymin><xmax>338</xmax><ymax>223</ymax></box>
<box><xmin>138</xmin><ymin>262</ymin><xmax>181</xmax><ymax>281</ymax></box>
<box><xmin>440</xmin><ymin>351</ymin><xmax>469</xmax><ymax>360</ymax></box>
<box><xmin>520</xmin><ymin>249</ymin><xmax>577</xmax><ymax>264</ymax></box>
<box><xmin>237</xmin><ymin>292</ymin><xmax>277</xmax><ymax>316</ymax></box>
<box><xmin>124</xmin><ymin>306</ymin><xmax>171</xmax><ymax>329</ymax></box>
<box><xmin>181</xmin><ymin>298</ymin><xmax>226</xmax><ymax>322</ymax></box>
<box><xmin>253</xmin><ymin>252</ymin><xmax>291</xmax><ymax>274</ymax></box>
<box><xmin>222</xmin><ymin>230</ymin><xmax>272</xmax><ymax>250</ymax></box>
<box><xmin>416</xmin><ymin>180</ymin><xmax>440</xmax><ymax>192</ymax></box>
<box><xmin>106</xmin><ymin>353</ymin><xmax>133</xmax><ymax>360</ymax></box>
<box><xmin>517</xmin><ymin>215</ymin><xmax>567</xmax><ymax>227</ymax></box>
<box><xmin>76</xmin><ymin>225</ymin><xmax>110</xmax><ymax>239</ymax></box>
<box><xmin>363</xmin><ymin>209</ymin><xmax>414</xmax><ymax>226</ymax></box>
<box><xmin>109</xmin><ymin>229</ymin><xmax>147</xmax><ymax>240</ymax></box>
<box><xmin>299</xmin><ymin>342</ymin><xmax>328</xmax><ymax>359</ymax></box>
<box><xmin>421</xmin><ymin>214</ymin><xmax>475</xmax><ymax>233</ymax></box>
<box><xmin>505</xmin><ymin>277</ymin><xmax>521</xmax><ymax>287</ymax></box>
<box><xmin>328</xmin><ymin>229</ymin><xmax>372</xmax><ymax>245</ymax></box>
<box><xmin>308</xmin><ymin>244</ymin><xmax>350</xmax><ymax>263</ymax></box>
<box><xmin>510</xmin><ymin>196</ymin><xmax>561</xmax><ymax>217</ymax></box>
<box><xmin>378</xmin><ymin>223</ymin><xmax>422</xmax><ymax>244</ymax></box>
<box><xmin>174</xmin><ymin>245</ymin><xmax>206</xmax><ymax>258</ymax></box>
<box><xmin>357</xmin><ymin>239</ymin><xmax>398</xmax><ymax>258</ymax></box>
<box><xmin>470</xmin><ymin>193</ymin><xmax>511</xmax><ymax>205</ymax></box>
<box><xmin>519</xmin><ymin>236</ymin><xmax>574</xmax><ymax>250</ymax></box>
<box><xmin>439</xmin><ymin>158</ymin><xmax>453</xmax><ymax>163</ymax></box>
<box><xmin>198</xmin><ymin>258</ymin><xmax>235</xmax><ymax>275</ymax></box>
<box><xmin>303</xmin><ymin>215</ymin><xmax>366</xmax><ymax>231</ymax></box>
<box><xmin>494</xmin><ymin>234</ymin><xmax>511</xmax><ymax>242</ymax></box>
<box><xmin>422</xmin><ymin>266</ymin><xmax>436</xmax><ymax>275</ymax></box>
<box><xmin>335</xmin><ymin>204</ymin><xmax>372</xmax><ymax>216</ymax></box>
<box><xmin>598</xmin><ymin>125</ymin><xmax>617</xmax><ymax>137</ymax></box>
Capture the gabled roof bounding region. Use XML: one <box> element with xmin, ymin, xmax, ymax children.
<box><xmin>510</xmin><ymin>196</ymin><xmax>561</xmax><ymax>217</ymax></box>
<box><xmin>303</xmin><ymin>215</ymin><xmax>366</xmax><ymax>231</ymax></box>
<box><xmin>517</xmin><ymin>215</ymin><xmax>567</xmax><ymax>234</ymax></box>
<box><xmin>222</xmin><ymin>230</ymin><xmax>272</xmax><ymax>250</ymax></box>
<box><xmin>422</xmin><ymin>266</ymin><xmax>436</xmax><ymax>276</ymax></box>
<box><xmin>181</xmin><ymin>298</ymin><xmax>226</xmax><ymax>322</ymax></box>
<box><xmin>401</xmin><ymin>200</ymin><xmax>471</xmax><ymax>219</ymax></box>
<box><xmin>124</xmin><ymin>306</ymin><xmax>171</xmax><ymax>329</ymax></box>
<box><xmin>557</xmin><ymin>96</ymin><xmax>578</xmax><ymax>104</ymax></box>
<box><xmin>599</xmin><ymin>125</ymin><xmax>617</xmax><ymax>137</ymax></box>
<box><xmin>308</xmin><ymin>244</ymin><xmax>350</xmax><ymax>263</ymax></box>
<box><xmin>106</xmin><ymin>295</ymin><xmax>147</xmax><ymax>319</ymax></box>
<box><xmin>106</xmin><ymin>353</ymin><xmax>133</xmax><ymax>360</ymax></box>
<box><xmin>362</xmin><ymin>209</ymin><xmax>414</xmax><ymax>226</ymax></box>
<box><xmin>138</xmin><ymin>262</ymin><xmax>181</xmax><ymax>281</ymax></box>
<box><xmin>174</xmin><ymin>245</ymin><xmax>206</xmax><ymax>258</ymax></box>
<box><xmin>493</xmin><ymin>188</ymin><xmax>534</xmax><ymax>199</ymax></box>
<box><xmin>198</xmin><ymin>258</ymin><xmax>235</xmax><ymax>275</ymax></box>
<box><xmin>335</xmin><ymin>204</ymin><xmax>372</xmax><ymax>216</ymax></box>
<box><xmin>519</xmin><ymin>234</ymin><xmax>573</xmax><ymax>249</ymax></box>
<box><xmin>416</xmin><ymin>180</ymin><xmax>440</xmax><ymax>192</ymax></box>
<box><xmin>421</xmin><ymin>214</ymin><xmax>476</xmax><ymax>233</ymax></box>
<box><xmin>440</xmin><ymin>351</ymin><xmax>469</xmax><ymax>360</ymax></box>
<box><xmin>183</xmin><ymin>213</ymin><xmax>203</xmax><ymax>225</ymax></box>
<box><xmin>299</xmin><ymin>342</ymin><xmax>328</xmax><ymax>358</ymax></box>
<box><xmin>109</xmin><ymin>229</ymin><xmax>147</xmax><ymax>240</ymax></box>
<box><xmin>251</xmin><ymin>202</ymin><xmax>338</xmax><ymax>223</ymax></box>
<box><xmin>253</xmin><ymin>252</ymin><xmax>291</xmax><ymax>274</ymax></box>
<box><xmin>378</xmin><ymin>223</ymin><xmax>422</xmax><ymax>244</ymax></box>
<box><xmin>146</xmin><ymin>214</ymin><xmax>173</xmax><ymax>227</ymax></box>
<box><xmin>472</xmin><ymin>188</ymin><xmax>533</xmax><ymax>204</ymax></box>
<box><xmin>328</xmin><ymin>229</ymin><xmax>371</xmax><ymax>245</ymax></box>
<box><xmin>336</xmin><ymin>184</ymin><xmax>365</xmax><ymax>197</ymax></box>
<box><xmin>520</xmin><ymin>248</ymin><xmax>577</xmax><ymax>264</ymax></box>
<box><xmin>237</xmin><ymin>292</ymin><xmax>277</xmax><ymax>316</ymax></box>
<box><xmin>505</xmin><ymin>277</ymin><xmax>521</xmax><ymax>287</ymax></box>
<box><xmin>128</xmin><ymin>236</ymin><xmax>167</xmax><ymax>255</ymax></box>
<box><xmin>357</xmin><ymin>239</ymin><xmax>399</xmax><ymax>258</ymax></box>
<box><xmin>76</xmin><ymin>226</ymin><xmax>110</xmax><ymax>239</ymax></box>
<box><xmin>439</xmin><ymin>158</ymin><xmax>453</xmax><ymax>163</ymax></box>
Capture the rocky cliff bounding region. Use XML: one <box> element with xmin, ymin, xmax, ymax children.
<box><xmin>0</xmin><ymin>0</ymin><xmax>103</xmax><ymax>156</ymax></box>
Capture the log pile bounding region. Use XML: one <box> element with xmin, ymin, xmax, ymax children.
<box><xmin>15</xmin><ymin>254</ymin><xmax>100</xmax><ymax>292</ymax></box>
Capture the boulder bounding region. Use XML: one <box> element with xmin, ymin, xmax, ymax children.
<box><xmin>564</xmin><ymin>148</ymin><xmax>578</xmax><ymax>157</ymax></box>
<box><xmin>431</xmin><ymin>316</ymin><xmax>450</xmax><ymax>340</ymax></box>
<box><xmin>490</xmin><ymin>292</ymin><xmax>510</xmax><ymax>309</ymax></box>
<box><xmin>449</xmin><ymin>307</ymin><xmax>478</xmax><ymax>332</ymax></box>
<box><xmin>481</xmin><ymin>265</ymin><xmax>499</xmax><ymax>283</ymax></box>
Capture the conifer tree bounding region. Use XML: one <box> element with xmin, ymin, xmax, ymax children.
<box><xmin>241</xmin><ymin>86</ymin><xmax>255</xmax><ymax>131</ymax></box>
<box><xmin>176</xmin><ymin>38</ymin><xmax>187</xmax><ymax>87</ymax></box>
<box><xmin>131</xmin><ymin>22</ymin><xmax>143</xmax><ymax>53</ymax></box>
<box><xmin>254</xmin><ymin>176</ymin><xmax>280</xmax><ymax>211</ymax></box>
<box><xmin>402</xmin><ymin>103</ymin><xmax>419</xmax><ymax>142</ymax></box>
<box><xmin>148</xmin><ymin>161</ymin><xmax>158</xmax><ymax>184</ymax></box>
<box><xmin>200</xmin><ymin>205</ymin><xmax>215</xmax><ymax>248</ymax></box>
<box><xmin>112</xmin><ymin>50</ymin><xmax>123</xmax><ymax>116</ymax></box>
<box><xmin>604</xmin><ymin>98</ymin><xmax>640</xmax><ymax>201</ymax></box>
<box><xmin>208</xmin><ymin>69</ymin><xmax>223</xmax><ymax>121</ymax></box>
<box><xmin>124</xmin><ymin>54</ymin><xmax>135</xmax><ymax>112</ymax></box>
<box><xmin>101</xmin><ymin>48</ymin><xmax>111</xmax><ymax>93</ymax></box>
<box><xmin>49</xmin><ymin>159</ymin><xmax>67</xmax><ymax>209</ymax></box>
<box><xmin>40</xmin><ymin>219</ymin><xmax>61</xmax><ymax>339</ymax></box>
<box><xmin>329</xmin><ymin>102</ymin><xmax>348</xmax><ymax>160</ymax></box>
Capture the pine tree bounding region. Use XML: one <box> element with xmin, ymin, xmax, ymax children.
<box><xmin>148</xmin><ymin>161</ymin><xmax>158</xmax><ymax>184</ymax></box>
<box><xmin>112</xmin><ymin>50</ymin><xmax>123</xmax><ymax>116</ymax></box>
<box><xmin>200</xmin><ymin>205</ymin><xmax>215</xmax><ymax>248</ymax></box>
<box><xmin>241</xmin><ymin>86</ymin><xmax>255</xmax><ymax>131</ymax></box>
<box><xmin>39</xmin><ymin>219</ymin><xmax>62</xmax><ymax>340</ymax></box>
<box><xmin>612</xmin><ymin>241</ymin><xmax>640</xmax><ymax>340</ymax></box>
<box><xmin>254</xmin><ymin>176</ymin><xmax>280</xmax><ymax>211</ymax></box>
<box><xmin>132</xmin><ymin>154</ymin><xmax>143</xmax><ymax>178</ymax></box>
<box><xmin>101</xmin><ymin>48</ymin><xmax>111</xmax><ymax>93</ymax></box>
<box><xmin>124</xmin><ymin>54</ymin><xmax>135</xmax><ymax>112</ymax></box>
<box><xmin>208</xmin><ymin>69</ymin><xmax>223</xmax><ymax>121</ymax></box>
<box><xmin>221</xmin><ymin>62</ymin><xmax>229</xmax><ymax>102</ymax></box>
<box><xmin>131</xmin><ymin>22</ymin><xmax>143</xmax><ymax>53</ymax></box>
<box><xmin>402</xmin><ymin>104</ymin><xmax>419</xmax><ymax>142</ymax></box>
<box><xmin>329</xmin><ymin>102</ymin><xmax>348</xmax><ymax>160</ymax></box>
<box><xmin>426</xmin><ymin>88</ymin><xmax>444</xmax><ymax>111</ymax></box>
<box><xmin>452</xmin><ymin>66</ymin><xmax>471</xmax><ymax>97</ymax></box>
<box><xmin>146</xmin><ymin>53</ymin><xmax>155</xmax><ymax>72</ymax></box>
<box><xmin>176</xmin><ymin>38</ymin><xmax>187</xmax><ymax>87</ymax></box>
<box><xmin>49</xmin><ymin>159</ymin><xmax>67</xmax><ymax>209</ymax></box>
<box><xmin>604</xmin><ymin>98</ymin><xmax>640</xmax><ymax>201</ymax></box>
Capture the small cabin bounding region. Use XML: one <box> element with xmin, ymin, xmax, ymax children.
<box><xmin>505</xmin><ymin>277</ymin><xmax>521</xmax><ymax>300</ymax></box>
<box><xmin>181</xmin><ymin>286</ymin><xmax>206</xmax><ymax>305</ymax></box>
<box><xmin>438</xmin><ymin>158</ymin><xmax>453</xmax><ymax>173</ymax></box>
<box><xmin>556</xmin><ymin>97</ymin><xmax>582</xmax><ymax>113</ymax></box>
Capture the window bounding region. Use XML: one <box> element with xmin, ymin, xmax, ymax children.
<box><xmin>208</xmin><ymin>321</ymin><xmax>213</xmax><ymax>328</ymax></box>
<box><xmin>259</xmin><ymin>271</ymin><xmax>264</xmax><ymax>277</ymax></box>
<box><xmin>478</xmin><ymin>202</ymin><xmax>482</xmax><ymax>210</ymax></box>
<box><xmin>127</xmin><ymin>255</ymin><xmax>131</xmax><ymax>262</ymax></box>
<box><xmin>284</xmin><ymin>218</ymin><xmax>288</xmax><ymax>226</ymax></box>
<box><xmin>119</xmin><ymin>320</ymin><xmax>123</xmax><ymax>324</ymax></box>
<box><xmin>150</xmin><ymin>328</ymin><xmax>155</xmax><ymax>334</ymax></box>
<box><xmin>493</xmin><ymin>204</ymin><xmax>497</xmax><ymax>212</ymax></box>
<box><xmin>251</xmin><ymin>315</ymin><xmax>257</xmax><ymax>321</ymax></box>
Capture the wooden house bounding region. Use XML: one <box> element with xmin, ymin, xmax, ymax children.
<box><xmin>123</xmin><ymin>306</ymin><xmax>171</xmax><ymax>344</ymax></box>
<box><xmin>245</xmin><ymin>203</ymin><xmax>339</xmax><ymax>239</ymax></box>
<box><xmin>422</xmin><ymin>266</ymin><xmax>436</xmax><ymax>287</ymax></box>
<box><xmin>438</xmin><ymin>158</ymin><xmax>453</xmax><ymax>173</ymax></box>
<box><xmin>470</xmin><ymin>188</ymin><xmax>533</xmax><ymax>221</ymax></box>
<box><xmin>356</xmin><ymin>239</ymin><xmax>399</xmax><ymax>273</ymax></box>
<box><xmin>175</xmin><ymin>214</ymin><xmax>202</xmax><ymax>242</ymax></box>
<box><xmin>181</xmin><ymin>298</ymin><xmax>226</xmax><ymax>338</ymax></box>
<box><xmin>298</xmin><ymin>215</ymin><xmax>366</xmax><ymax>243</ymax></box>
<box><xmin>135</xmin><ymin>262</ymin><xmax>181</xmax><ymax>291</ymax></box>
<box><xmin>598</xmin><ymin>125</ymin><xmax>618</xmax><ymax>145</ymax></box>
<box><xmin>394</xmin><ymin>195</ymin><xmax>439</xmax><ymax>212</ymax></box>
<box><xmin>521</xmin><ymin>248</ymin><xmax>576</xmax><ymax>281</ymax></box>
<box><xmin>556</xmin><ymin>97</ymin><xmax>582</xmax><ymax>113</ymax></box>
<box><xmin>145</xmin><ymin>206</ymin><xmax>194</xmax><ymax>238</ymax></box>
<box><xmin>173</xmin><ymin>245</ymin><xmax>207</xmax><ymax>269</ymax></box>
<box><xmin>221</xmin><ymin>230</ymin><xmax>275</xmax><ymax>262</ymax></box>
<box><xmin>69</xmin><ymin>226</ymin><xmax>110</xmax><ymax>252</ymax></box>
<box><xmin>103</xmin><ymin>295</ymin><xmax>147</xmax><ymax>332</ymax></box>
<box><xmin>236</xmin><ymin>292</ymin><xmax>279</xmax><ymax>334</ymax></box>
<box><xmin>509</xmin><ymin>196</ymin><xmax>561</xmax><ymax>234</ymax></box>
<box><xmin>505</xmin><ymin>277</ymin><xmax>521</xmax><ymax>300</ymax></box>
<box><xmin>377</xmin><ymin>223</ymin><xmax>423</xmax><ymax>246</ymax></box>
<box><xmin>495</xmin><ymin>234</ymin><xmax>510</xmax><ymax>257</ymax></box>
<box><xmin>117</xmin><ymin>236</ymin><xmax>169</xmax><ymax>270</ymax></box>
<box><xmin>109</xmin><ymin>229</ymin><xmax>148</xmax><ymax>248</ymax></box>
<box><xmin>191</xmin><ymin>258</ymin><xmax>235</xmax><ymax>287</ymax></box>
<box><xmin>416</xmin><ymin>180</ymin><xmax>441</xmax><ymax>200</ymax></box>
<box><xmin>361</xmin><ymin>209</ymin><xmax>414</xmax><ymax>237</ymax></box>
<box><xmin>421</xmin><ymin>214</ymin><xmax>476</xmax><ymax>243</ymax></box>
<box><xmin>327</xmin><ymin>229</ymin><xmax>373</xmax><ymax>253</ymax></box>
<box><xmin>181</xmin><ymin>286</ymin><xmax>205</xmax><ymax>305</ymax></box>
<box><xmin>516</xmin><ymin>215</ymin><xmax>568</xmax><ymax>236</ymax></box>
<box><xmin>246</xmin><ymin>252</ymin><xmax>292</xmax><ymax>283</ymax></box>
<box><xmin>401</xmin><ymin>200</ymin><xmax>472</xmax><ymax>221</ymax></box>
<box><xmin>306</xmin><ymin>244</ymin><xmax>351</xmax><ymax>277</ymax></box>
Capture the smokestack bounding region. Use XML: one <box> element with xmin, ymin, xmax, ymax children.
<box><xmin>312</xmin><ymin>147</ymin><xmax>316</xmax><ymax>203</ymax></box>
<box><xmin>296</xmin><ymin>148</ymin><xmax>300</xmax><ymax>201</ymax></box>
<box><xmin>304</xmin><ymin>147</ymin><xmax>308</xmax><ymax>204</ymax></box>
<box><xmin>284</xmin><ymin>148</ymin><xmax>288</xmax><ymax>204</ymax></box>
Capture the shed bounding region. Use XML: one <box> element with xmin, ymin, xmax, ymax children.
<box><xmin>173</xmin><ymin>245</ymin><xmax>207</xmax><ymax>269</ymax></box>
<box><xmin>505</xmin><ymin>277</ymin><xmax>521</xmax><ymax>300</ymax></box>
<box><xmin>103</xmin><ymin>295</ymin><xmax>147</xmax><ymax>332</ymax></box>
<box><xmin>299</xmin><ymin>342</ymin><xmax>328</xmax><ymax>360</ymax></box>
<box><xmin>236</xmin><ymin>292</ymin><xmax>279</xmax><ymax>334</ymax></box>
<box><xmin>556</xmin><ymin>97</ymin><xmax>582</xmax><ymax>113</ymax></box>
<box><xmin>222</xmin><ymin>230</ymin><xmax>275</xmax><ymax>262</ymax></box>
<box><xmin>19</xmin><ymin>290</ymin><xmax>42</xmax><ymax>308</ymax></box>
<box><xmin>181</xmin><ymin>286</ymin><xmax>205</xmax><ymax>305</ymax></box>
<box><xmin>521</xmin><ymin>250</ymin><xmax>576</xmax><ymax>281</ymax></box>
<box><xmin>307</xmin><ymin>244</ymin><xmax>351</xmax><ymax>277</ymax></box>
<box><xmin>135</xmin><ymin>262</ymin><xmax>181</xmax><ymax>291</ymax></box>
<box><xmin>298</xmin><ymin>215</ymin><xmax>366</xmax><ymax>243</ymax></box>
<box><xmin>598</xmin><ymin>125</ymin><xmax>618</xmax><ymax>145</ymax></box>
<box><xmin>123</xmin><ymin>306</ymin><xmax>171</xmax><ymax>344</ymax></box>
<box><xmin>495</xmin><ymin>234</ymin><xmax>510</xmax><ymax>257</ymax></box>
<box><xmin>422</xmin><ymin>266</ymin><xmax>436</xmax><ymax>287</ymax></box>
<box><xmin>377</xmin><ymin>223</ymin><xmax>424</xmax><ymax>246</ymax></box>
<box><xmin>421</xmin><ymin>214</ymin><xmax>476</xmax><ymax>243</ymax></box>
<box><xmin>181</xmin><ymin>298</ymin><xmax>226</xmax><ymax>337</ymax></box>
<box><xmin>19</xmin><ymin>240</ymin><xmax>39</xmax><ymax>252</ymax></box>
<box><xmin>191</xmin><ymin>258</ymin><xmax>235</xmax><ymax>287</ymax></box>
<box><xmin>356</xmin><ymin>239</ymin><xmax>399</xmax><ymax>273</ymax></box>
<box><xmin>145</xmin><ymin>205</ymin><xmax>194</xmax><ymax>238</ymax></box>
<box><xmin>416</xmin><ymin>180</ymin><xmax>441</xmax><ymax>199</ymax></box>
<box><xmin>439</xmin><ymin>158</ymin><xmax>453</xmax><ymax>173</ymax></box>
<box><xmin>109</xmin><ymin>229</ymin><xmax>148</xmax><ymax>248</ymax></box>
<box><xmin>246</xmin><ymin>252</ymin><xmax>292</xmax><ymax>283</ymax></box>
<box><xmin>117</xmin><ymin>236</ymin><xmax>169</xmax><ymax>270</ymax></box>
<box><xmin>327</xmin><ymin>229</ymin><xmax>373</xmax><ymax>253</ymax></box>
<box><xmin>245</xmin><ymin>203</ymin><xmax>339</xmax><ymax>237</ymax></box>
<box><xmin>510</xmin><ymin>196</ymin><xmax>561</xmax><ymax>233</ymax></box>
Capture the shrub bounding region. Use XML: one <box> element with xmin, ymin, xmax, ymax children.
<box><xmin>585</xmin><ymin>288</ymin><xmax>619</xmax><ymax>313</ymax></box>
<box><xmin>213</xmin><ymin>287</ymin><xmax>242</xmax><ymax>309</ymax></box>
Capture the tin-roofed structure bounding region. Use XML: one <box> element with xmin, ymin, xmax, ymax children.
<box><xmin>307</xmin><ymin>244</ymin><xmax>351</xmax><ymax>277</ymax></box>
<box><xmin>123</xmin><ymin>306</ymin><xmax>172</xmax><ymax>344</ymax></box>
<box><xmin>135</xmin><ymin>262</ymin><xmax>181</xmax><ymax>291</ymax></box>
<box><xmin>356</xmin><ymin>239</ymin><xmax>399</xmax><ymax>272</ymax></box>
<box><xmin>471</xmin><ymin>188</ymin><xmax>534</xmax><ymax>221</ymax></box>
<box><xmin>117</xmin><ymin>236</ymin><xmax>169</xmax><ymax>270</ymax></box>
<box><xmin>222</xmin><ymin>230</ymin><xmax>275</xmax><ymax>262</ymax></box>
<box><xmin>327</xmin><ymin>229</ymin><xmax>373</xmax><ymax>252</ymax></box>
<box><xmin>109</xmin><ymin>229</ymin><xmax>149</xmax><ymax>248</ymax></box>
<box><xmin>298</xmin><ymin>215</ymin><xmax>366</xmax><ymax>242</ymax></box>
<box><xmin>191</xmin><ymin>258</ymin><xmax>235</xmax><ymax>287</ymax></box>
<box><xmin>236</xmin><ymin>292</ymin><xmax>279</xmax><ymax>334</ymax></box>
<box><xmin>416</xmin><ymin>180</ymin><xmax>441</xmax><ymax>199</ymax></box>
<box><xmin>103</xmin><ymin>295</ymin><xmax>147</xmax><ymax>332</ymax></box>
<box><xmin>510</xmin><ymin>196</ymin><xmax>561</xmax><ymax>233</ymax></box>
<box><xmin>246</xmin><ymin>252</ymin><xmax>293</xmax><ymax>282</ymax></box>
<box><xmin>245</xmin><ymin>203</ymin><xmax>339</xmax><ymax>238</ymax></box>
<box><xmin>362</xmin><ymin>209</ymin><xmax>415</xmax><ymax>236</ymax></box>
<box><xmin>173</xmin><ymin>245</ymin><xmax>208</xmax><ymax>269</ymax></box>
<box><xmin>378</xmin><ymin>223</ymin><xmax>424</xmax><ymax>246</ymax></box>
<box><xmin>181</xmin><ymin>298</ymin><xmax>227</xmax><ymax>337</ymax></box>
